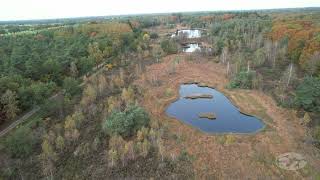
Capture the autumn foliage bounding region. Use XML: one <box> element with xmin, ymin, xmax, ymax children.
<box><xmin>223</xmin><ymin>14</ymin><xmax>235</xmax><ymax>20</ymax></box>
<box><xmin>270</xmin><ymin>17</ymin><xmax>320</xmax><ymax>67</ymax></box>
<box><xmin>79</xmin><ymin>22</ymin><xmax>132</xmax><ymax>38</ymax></box>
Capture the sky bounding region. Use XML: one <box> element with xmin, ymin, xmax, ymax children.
<box><xmin>0</xmin><ymin>0</ymin><xmax>319</xmax><ymax>21</ymax></box>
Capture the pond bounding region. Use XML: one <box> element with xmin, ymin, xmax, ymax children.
<box><xmin>165</xmin><ymin>84</ymin><xmax>265</xmax><ymax>134</ymax></box>
<box><xmin>171</xmin><ymin>29</ymin><xmax>201</xmax><ymax>38</ymax></box>
<box><xmin>182</xmin><ymin>43</ymin><xmax>201</xmax><ymax>53</ymax></box>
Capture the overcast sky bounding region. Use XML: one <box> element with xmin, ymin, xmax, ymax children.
<box><xmin>0</xmin><ymin>0</ymin><xmax>319</xmax><ymax>21</ymax></box>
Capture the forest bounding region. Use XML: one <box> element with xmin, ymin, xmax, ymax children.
<box><xmin>0</xmin><ymin>8</ymin><xmax>320</xmax><ymax>179</ymax></box>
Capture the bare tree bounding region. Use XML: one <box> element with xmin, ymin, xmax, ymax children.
<box><xmin>271</xmin><ymin>41</ymin><xmax>278</xmax><ymax>68</ymax></box>
<box><xmin>220</xmin><ymin>47</ymin><xmax>229</xmax><ymax>64</ymax></box>
<box><xmin>280</xmin><ymin>63</ymin><xmax>297</xmax><ymax>89</ymax></box>
<box><xmin>226</xmin><ymin>61</ymin><xmax>230</xmax><ymax>76</ymax></box>
<box><xmin>157</xmin><ymin>139</ymin><xmax>165</xmax><ymax>162</ymax></box>
<box><xmin>265</xmin><ymin>40</ymin><xmax>279</xmax><ymax>68</ymax></box>
<box><xmin>286</xmin><ymin>63</ymin><xmax>293</xmax><ymax>87</ymax></box>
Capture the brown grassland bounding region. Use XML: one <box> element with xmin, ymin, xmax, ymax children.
<box><xmin>134</xmin><ymin>53</ymin><xmax>320</xmax><ymax>179</ymax></box>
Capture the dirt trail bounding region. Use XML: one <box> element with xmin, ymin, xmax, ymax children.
<box><xmin>135</xmin><ymin>54</ymin><xmax>320</xmax><ymax>179</ymax></box>
<box><xmin>0</xmin><ymin>106</ymin><xmax>40</xmax><ymax>137</ymax></box>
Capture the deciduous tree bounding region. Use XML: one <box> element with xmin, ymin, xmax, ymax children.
<box><xmin>1</xmin><ymin>89</ymin><xmax>19</xmax><ymax>120</ymax></box>
<box><xmin>40</xmin><ymin>139</ymin><xmax>57</xmax><ymax>179</ymax></box>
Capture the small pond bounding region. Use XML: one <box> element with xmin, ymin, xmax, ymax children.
<box><xmin>182</xmin><ymin>43</ymin><xmax>201</xmax><ymax>53</ymax></box>
<box><xmin>171</xmin><ymin>29</ymin><xmax>201</xmax><ymax>38</ymax></box>
<box><xmin>165</xmin><ymin>84</ymin><xmax>265</xmax><ymax>134</ymax></box>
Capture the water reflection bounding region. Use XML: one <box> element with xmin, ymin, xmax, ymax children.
<box><xmin>166</xmin><ymin>84</ymin><xmax>265</xmax><ymax>133</ymax></box>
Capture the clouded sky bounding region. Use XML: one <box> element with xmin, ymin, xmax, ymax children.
<box><xmin>0</xmin><ymin>0</ymin><xmax>319</xmax><ymax>21</ymax></box>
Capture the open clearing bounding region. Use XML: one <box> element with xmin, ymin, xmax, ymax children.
<box><xmin>135</xmin><ymin>53</ymin><xmax>320</xmax><ymax>179</ymax></box>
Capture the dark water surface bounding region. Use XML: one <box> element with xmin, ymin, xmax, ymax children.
<box><xmin>165</xmin><ymin>84</ymin><xmax>265</xmax><ymax>134</ymax></box>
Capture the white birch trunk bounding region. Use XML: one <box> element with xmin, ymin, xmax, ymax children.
<box><xmin>286</xmin><ymin>63</ymin><xmax>293</xmax><ymax>87</ymax></box>
<box><xmin>227</xmin><ymin>61</ymin><xmax>230</xmax><ymax>75</ymax></box>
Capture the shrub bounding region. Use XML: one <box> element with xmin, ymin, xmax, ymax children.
<box><xmin>160</xmin><ymin>39</ymin><xmax>178</xmax><ymax>54</ymax></box>
<box><xmin>5</xmin><ymin>127</ymin><xmax>35</xmax><ymax>158</ymax></box>
<box><xmin>302</xmin><ymin>112</ymin><xmax>312</xmax><ymax>125</ymax></box>
<box><xmin>167</xmin><ymin>24</ymin><xmax>175</xmax><ymax>29</ymax></box>
<box><xmin>121</xmin><ymin>86</ymin><xmax>135</xmax><ymax>105</ymax></box>
<box><xmin>225</xmin><ymin>135</ymin><xmax>236</xmax><ymax>145</ymax></box>
<box><xmin>164</xmin><ymin>88</ymin><xmax>174</xmax><ymax>97</ymax></box>
<box><xmin>103</xmin><ymin>105</ymin><xmax>150</xmax><ymax>137</ymax></box>
<box><xmin>229</xmin><ymin>71</ymin><xmax>255</xmax><ymax>89</ymax></box>
<box><xmin>313</xmin><ymin>126</ymin><xmax>320</xmax><ymax>142</ymax></box>
<box><xmin>178</xmin><ymin>149</ymin><xmax>194</xmax><ymax>162</ymax></box>
<box><xmin>150</xmin><ymin>32</ymin><xmax>159</xmax><ymax>39</ymax></box>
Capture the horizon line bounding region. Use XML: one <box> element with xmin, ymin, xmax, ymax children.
<box><xmin>0</xmin><ymin>6</ymin><xmax>319</xmax><ymax>23</ymax></box>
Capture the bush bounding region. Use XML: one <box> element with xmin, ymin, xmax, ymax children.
<box><xmin>164</xmin><ymin>88</ymin><xmax>174</xmax><ymax>97</ymax></box>
<box><xmin>313</xmin><ymin>126</ymin><xmax>320</xmax><ymax>143</ymax></box>
<box><xmin>178</xmin><ymin>149</ymin><xmax>194</xmax><ymax>162</ymax></box>
<box><xmin>160</xmin><ymin>39</ymin><xmax>178</xmax><ymax>55</ymax></box>
<box><xmin>225</xmin><ymin>135</ymin><xmax>236</xmax><ymax>145</ymax></box>
<box><xmin>4</xmin><ymin>127</ymin><xmax>35</xmax><ymax>158</ymax></box>
<box><xmin>150</xmin><ymin>32</ymin><xmax>159</xmax><ymax>39</ymax></box>
<box><xmin>103</xmin><ymin>105</ymin><xmax>150</xmax><ymax>137</ymax></box>
<box><xmin>229</xmin><ymin>71</ymin><xmax>255</xmax><ymax>89</ymax></box>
